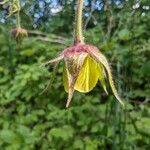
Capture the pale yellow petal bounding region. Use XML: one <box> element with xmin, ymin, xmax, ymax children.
<box><xmin>74</xmin><ymin>55</ymin><xmax>99</xmax><ymax>93</ymax></box>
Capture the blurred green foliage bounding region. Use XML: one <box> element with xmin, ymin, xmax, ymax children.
<box><xmin>0</xmin><ymin>0</ymin><xmax>150</xmax><ymax>149</ymax></box>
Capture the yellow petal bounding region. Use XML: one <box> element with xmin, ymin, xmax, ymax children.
<box><xmin>74</xmin><ymin>55</ymin><xmax>99</xmax><ymax>93</ymax></box>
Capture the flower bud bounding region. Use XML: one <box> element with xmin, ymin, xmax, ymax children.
<box><xmin>11</xmin><ymin>27</ymin><xmax>28</xmax><ymax>47</ymax></box>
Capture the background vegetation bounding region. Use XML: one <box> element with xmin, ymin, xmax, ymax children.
<box><xmin>0</xmin><ymin>0</ymin><xmax>150</xmax><ymax>149</ymax></box>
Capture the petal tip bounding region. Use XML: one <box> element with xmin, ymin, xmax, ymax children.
<box><xmin>116</xmin><ymin>96</ymin><xmax>124</xmax><ymax>107</ymax></box>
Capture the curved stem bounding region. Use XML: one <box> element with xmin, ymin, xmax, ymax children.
<box><xmin>75</xmin><ymin>0</ymin><xmax>84</xmax><ymax>44</ymax></box>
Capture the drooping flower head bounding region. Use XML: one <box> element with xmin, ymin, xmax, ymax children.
<box><xmin>45</xmin><ymin>42</ymin><xmax>124</xmax><ymax>107</ymax></box>
<box><xmin>44</xmin><ymin>0</ymin><xmax>124</xmax><ymax>107</ymax></box>
<box><xmin>4</xmin><ymin>0</ymin><xmax>28</xmax><ymax>47</ymax></box>
<box><xmin>11</xmin><ymin>28</ymin><xmax>28</xmax><ymax>46</ymax></box>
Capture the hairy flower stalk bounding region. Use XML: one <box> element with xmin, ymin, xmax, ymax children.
<box><xmin>45</xmin><ymin>0</ymin><xmax>124</xmax><ymax>107</ymax></box>
<box><xmin>75</xmin><ymin>0</ymin><xmax>84</xmax><ymax>43</ymax></box>
<box><xmin>9</xmin><ymin>0</ymin><xmax>28</xmax><ymax>47</ymax></box>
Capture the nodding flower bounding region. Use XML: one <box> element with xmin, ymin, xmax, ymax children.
<box><xmin>44</xmin><ymin>42</ymin><xmax>124</xmax><ymax>108</ymax></box>
<box><xmin>44</xmin><ymin>0</ymin><xmax>124</xmax><ymax>108</ymax></box>
<box><xmin>11</xmin><ymin>28</ymin><xmax>28</xmax><ymax>47</ymax></box>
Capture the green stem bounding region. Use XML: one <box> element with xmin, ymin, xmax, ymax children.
<box><xmin>16</xmin><ymin>12</ymin><xmax>21</xmax><ymax>28</ymax></box>
<box><xmin>16</xmin><ymin>0</ymin><xmax>21</xmax><ymax>28</ymax></box>
<box><xmin>75</xmin><ymin>0</ymin><xmax>84</xmax><ymax>44</ymax></box>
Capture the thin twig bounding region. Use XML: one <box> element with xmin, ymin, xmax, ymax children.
<box><xmin>40</xmin><ymin>62</ymin><xmax>59</xmax><ymax>95</ymax></box>
<box><xmin>103</xmin><ymin>0</ymin><xmax>115</xmax><ymax>39</ymax></box>
<box><xmin>27</xmin><ymin>30</ymin><xmax>67</xmax><ymax>41</ymax></box>
<box><xmin>33</xmin><ymin>37</ymin><xmax>68</xmax><ymax>46</ymax></box>
<box><xmin>84</xmin><ymin>0</ymin><xmax>96</xmax><ymax>29</ymax></box>
<box><xmin>0</xmin><ymin>0</ymin><xmax>9</xmax><ymax>5</ymax></box>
